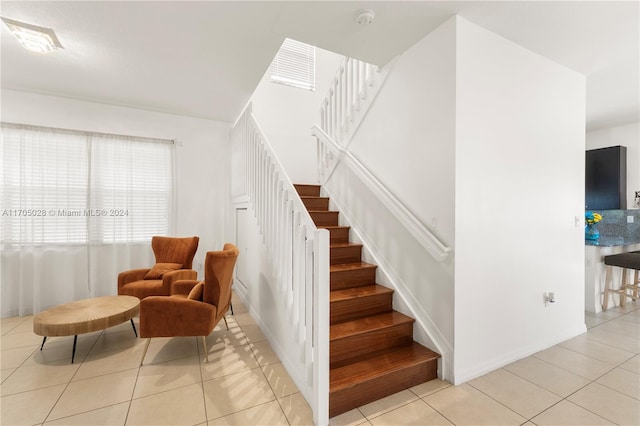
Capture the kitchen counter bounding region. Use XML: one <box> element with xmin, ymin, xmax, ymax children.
<box><xmin>584</xmin><ymin>210</ymin><xmax>639</xmax><ymax>312</ymax></box>
<box><xmin>585</xmin><ymin>235</ymin><xmax>640</xmax><ymax>247</ymax></box>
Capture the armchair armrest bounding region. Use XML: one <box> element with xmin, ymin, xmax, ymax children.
<box><xmin>161</xmin><ymin>269</ymin><xmax>198</xmax><ymax>294</ymax></box>
<box><xmin>171</xmin><ymin>279</ymin><xmax>200</xmax><ymax>297</ymax></box>
<box><xmin>140</xmin><ymin>297</ymin><xmax>217</xmax><ymax>338</ymax></box>
<box><xmin>118</xmin><ymin>269</ymin><xmax>151</xmax><ymax>292</ymax></box>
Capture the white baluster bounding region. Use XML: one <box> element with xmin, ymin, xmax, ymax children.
<box><xmin>355</xmin><ymin>60</ymin><xmax>362</xmax><ymax>111</ymax></box>
<box><xmin>361</xmin><ymin>63</ymin><xmax>369</xmax><ymax>99</ymax></box>
<box><xmin>331</xmin><ymin>88</ymin><xmax>338</xmax><ymax>139</ymax></box>
<box><xmin>275</xmin><ymin>183</ymin><xmax>283</xmax><ymax>283</ymax></box>
<box><xmin>345</xmin><ymin>58</ymin><xmax>351</xmax><ymax>124</ymax></box>
<box><xmin>343</xmin><ymin>63</ymin><xmax>350</xmax><ymax>134</ymax></box>
<box><xmin>270</xmin><ymin>166</ymin><xmax>276</xmax><ymax>252</ymax></box>
<box><xmin>303</xmin><ymin>237</ymin><xmax>313</xmax><ymax>367</ymax></box>
<box><xmin>285</xmin><ymin>200</ymin><xmax>294</xmax><ymax>294</ymax></box>
<box><xmin>338</xmin><ymin>69</ymin><xmax>342</xmax><ymax>135</ymax></box>
<box><xmin>349</xmin><ymin>58</ymin><xmax>356</xmax><ymax>119</ymax></box>
<box><xmin>368</xmin><ymin>63</ymin><xmax>377</xmax><ymax>87</ymax></box>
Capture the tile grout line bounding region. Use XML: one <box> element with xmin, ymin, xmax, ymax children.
<box><xmin>41</xmin><ymin>329</ymin><xmax>106</xmax><ymax>425</ymax></box>
<box><xmin>469</xmin><ymin>306</ymin><xmax>639</xmax><ymax>426</ymax></box>
<box><xmin>523</xmin><ymin>306</ymin><xmax>639</xmax><ymax>425</ymax></box>
<box><xmin>125</xmin><ymin>329</ymin><xmax>149</xmax><ymax>426</ymax></box>
<box><xmin>243</xmin><ymin>321</ymin><xmax>292</xmax><ymax>426</ymax></box>
<box><xmin>198</xmin><ymin>333</ymin><xmax>210</xmax><ymax>425</ymax></box>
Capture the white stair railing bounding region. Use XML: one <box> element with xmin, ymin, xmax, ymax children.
<box><xmin>235</xmin><ymin>103</ymin><xmax>330</xmax><ymax>426</ymax></box>
<box><xmin>320</xmin><ymin>57</ymin><xmax>391</xmax><ymax>145</ymax></box>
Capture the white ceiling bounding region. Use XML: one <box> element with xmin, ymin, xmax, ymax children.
<box><xmin>1</xmin><ymin>1</ymin><xmax>638</xmax><ymax>130</ymax></box>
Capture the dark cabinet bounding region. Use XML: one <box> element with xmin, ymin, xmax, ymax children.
<box><xmin>586</xmin><ymin>145</ymin><xmax>627</xmax><ymax>210</ymax></box>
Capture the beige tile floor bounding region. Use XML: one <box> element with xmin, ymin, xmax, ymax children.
<box><xmin>1</xmin><ymin>295</ymin><xmax>638</xmax><ymax>426</ymax></box>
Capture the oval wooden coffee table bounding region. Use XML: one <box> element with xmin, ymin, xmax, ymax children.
<box><xmin>33</xmin><ymin>295</ymin><xmax>140</xmax><ymax>363</ymax></box>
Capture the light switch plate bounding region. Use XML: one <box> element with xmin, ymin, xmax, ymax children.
<box><xmin>628</xmin><ymin>216</ymin><xmax>634</xmax><ymax>223</ymax></box>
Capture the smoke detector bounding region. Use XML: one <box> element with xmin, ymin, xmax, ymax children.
<box><xmin>355</xmin><ymin>9</ymin><xmax>375</xmax><ymax>25</ymax></box>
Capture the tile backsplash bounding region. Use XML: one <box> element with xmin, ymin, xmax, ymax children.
<box><xmin>588</xmin><ymin>209</ymin><xmax>640</xmax><ymax>238</ymax></box>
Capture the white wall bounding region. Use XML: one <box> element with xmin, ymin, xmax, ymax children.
<box><xmin>454</xmin><ymin>17</ymin><xmax>586</xmax><ymax>383</ymax></box>
<box><xmin>250</xmin><ymin>47</ymin><xmax>343</xmax><ymax>184</ymax></box>
<box><xmin>325</xmin><ymin>18</ymin><xmax>457</xmax><ymax>379</ymax></box>
<box><xmin>586</xmin><ymin>122</ymin><xmax>640</xmax><ymax>209</ymax></box>
<box><xmin>1</xmin><ymin>89</ymin><xmax>232</xmax><ymax>273</ymax></box>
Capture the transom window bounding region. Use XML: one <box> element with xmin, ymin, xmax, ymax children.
<box><xmin>270</xmin><ymin>38</ymin><xmax>316</xmax><ymax>91</ymax></box>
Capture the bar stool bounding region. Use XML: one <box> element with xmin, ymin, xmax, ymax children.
<box><xmin>602</xmin><ymin>251</ymin><xmax>640</xmax><ymax>311</ymax></box>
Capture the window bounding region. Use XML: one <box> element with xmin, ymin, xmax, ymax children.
<box><xmin>270</xmin><ymin>38</ymin><xmax>315</xmax><ymax>91</ymax></box>
<box><xmin>1</xmin><ymin>123</ymin><xmax>174</xmax><ymax>245</ymax></box>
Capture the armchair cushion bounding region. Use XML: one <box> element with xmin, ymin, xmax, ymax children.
<box><xmin>144</xmin><ymin>262</ymin><xmax>183</xmax><ymax>280</ymax></box>
<box><xmin>187</xmin><ymin>282</ymin><xmax>204</xmax><ymax>301</ymax></box>
<box><xmin>171</xmin><ymin>279</ymin><xmax>200</xmax><ymax>297</ymax></box>
<box><xmin>120</xmin><ymin>269</ymin><xmax>197</xmax><ymax>299</ymax></box>
<box><xmin>118</xmin><ymin>269</ymin><xmax>151</xmax><ymax>287</ymax></box>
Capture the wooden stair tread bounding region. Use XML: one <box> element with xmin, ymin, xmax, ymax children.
<box><xmin>330</xmin><ymin>285</ymin><xmax>393</xmax><ymax>303</ymax></box>
<box><xmin>330</xmin><ymin>342</ymin><xmax>440</xmax><ymax>390</ymax></box>
<box><xmin>320</xmin><ymin>225</ymin><xmax>350</xmax><ymax>230</ymax></box>
<box><xmin>294</xmin><ymin>184</ymin><xmax>321</xmax><ymax>196</ymax></box>
<box><xmin>331</xmin><ymin>262</ymin><xmax>376</xmax><ymax>273</ymax></box>
<box><xmin>301</xmin><ymin>196</ymin><xmax>330</xmax><ymax>208</ymax></box>
<box><xmin>330</xmin><ymin>311</ymin><xmax>414</xmax><ymax>340</ymax></box>
<box><xmin>331</xmin><ymin>242</ymin><xmax>362</xmax><ymax>248</ymax></box>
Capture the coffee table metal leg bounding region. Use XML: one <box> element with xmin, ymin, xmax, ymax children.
<box><xmin>71</xmin><ymin>335</ymin><xmax>78</xmax><ymax>363</ymax></box>
<box><xmin>40</xmin><ymin>336</ymin><xmax>47</xmax><ymax>350</ymax></box>
<box><xmin>130</xmin><ymin>319</ymin><xmax>138</xmax><ymax>337</ymax></box>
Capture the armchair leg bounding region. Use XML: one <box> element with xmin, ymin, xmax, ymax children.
<box><xmin>140</xmin><ymin>338</ymin><xmax>151</xmax><ymax>366</ymax></box>
<box><xmin>201</xmin><ymin>336</ymin><xmax>209</xmax><ymax>362</ymax></box>
<box><xmin>223</xmin><ymin>316</ymin><xmax>229</xmax><ymax>330</ymax></box>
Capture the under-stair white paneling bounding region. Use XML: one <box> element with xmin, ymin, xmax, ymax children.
<box><xmin>233</xmin><ymin>202</ymin><xmax>317</xmax><ymax>407</ymax></box>
<box><xmin>586</xmin><ymin>122</ymin><xmax>640</xmax><ymax>208</ymax></box>
<box><xmin>454</xmin><ymin>17</ymin><xmax>586</xmax><ymax>383</ymax></box>
<box><xmin>250</xmin><ymin>47</ymin><xmax>343</xmax><ymax>185</ymax></box>
<box><xmin>1</xmin><ymin>89</ymin><xmax>231</xmax><ymax>273</ymax></box>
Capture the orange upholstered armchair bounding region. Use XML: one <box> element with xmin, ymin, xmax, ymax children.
<box><xmin>118</xmin><ymin>236</ymin><xmax>200</xmax><ymax>300</ymax></box>
<box><xmin>139</xmin><ymin>243</ymin><xmax>239</xmax><ymax>364</ymax></box>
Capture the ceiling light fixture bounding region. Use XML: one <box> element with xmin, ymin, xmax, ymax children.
<box><xmin>1</xmin><ymin>17</ymin><xmax>63</xmax><ymax>53</ymax></box>
<box><xmin>355</xmin><ymin>9</ymin><xmax>375</xmax><ymax>25</ymax></box>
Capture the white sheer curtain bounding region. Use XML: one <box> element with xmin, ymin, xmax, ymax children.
<box><xmin>1</xmin><ymin>123</ymin><xmax>174</xmax><ymax>317</ymax></box>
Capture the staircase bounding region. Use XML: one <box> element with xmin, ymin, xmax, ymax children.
<box><xmin>294</xmin><ymin>184</ymin><xmax>441</xmax><ymax>418</ymax></box>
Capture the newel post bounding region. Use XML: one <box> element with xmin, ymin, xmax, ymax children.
<box><xmin>312</xmin><ymin>228</ymin><xmax>330</xmax><ymax>426</ymax></box>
